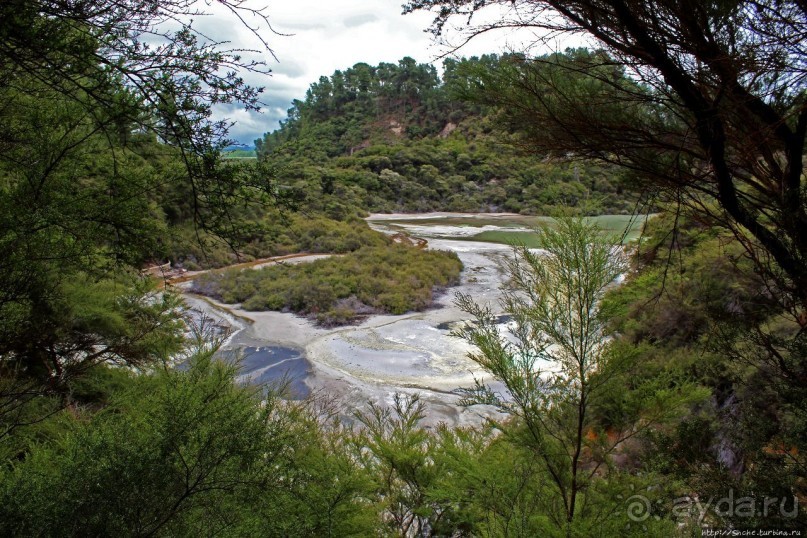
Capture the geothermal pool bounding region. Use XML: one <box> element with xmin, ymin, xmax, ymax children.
<box><xmin>184</xmin><ymin>213</ymin><xmax>551</xmax><ymax>425</ymax></box>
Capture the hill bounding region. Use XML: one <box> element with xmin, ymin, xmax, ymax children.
<box><xmin>255</xmin><ymin>55</ymin><xmax>639</xmax><ymax>216</ymax></box>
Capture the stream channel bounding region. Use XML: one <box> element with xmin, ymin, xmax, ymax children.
<box><xmin>183</xmin><ymin>213</ymin><xmax>544</xmax><ymax>426</ymax></box>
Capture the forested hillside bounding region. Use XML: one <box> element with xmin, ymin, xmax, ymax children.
<box><xmin>255</xmin><ymin>56</ymin><xmax>638</xmax><ymax>215</ymax></box>
<box><xmin>164</xmin><ymin>54</ymin><xmax>643</xmax><ymax>270</ymax></box>
<box><xmin>2</xmin><ymin>0</ymin><xmax>806</xmax><ymax>536</ymax></box>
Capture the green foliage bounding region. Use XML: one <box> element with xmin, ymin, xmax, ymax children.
<box><xmin>0</xmin><ymin>0</ymin><xmax>281</xmax><ymax>442</ymax></box>
<box><xmin>256</xmin><ymin>56</ymin><xmax>639</xmax><ymax>215</ymax></box>
<box><xmin>0</xmin><ymin>273</ymin><xmax>184</xmax><ymax>449</ymax></box>
<box><xmin>354</xmin><ymin>394</ymin><xmax>446</xmax><ymax>535</ymax></box>
<box><xmin>3</xmin><ymin>2</ymin><xmax>802</xmax><ymax>532</ymax></box>
<box><xmin>409</xmin><ymin>0</ymin><xmax>807</xmax><ymax>328</ymax></box>
<box><xmin>0</xmin><ymin>353</ymin><xmax>376</xmax><ymax>537</ymax></box>
<box><xmin>352</xmin><ymin>392</ymin><xmax>680</xmax><ymax>537</ymax></box>
<box><xmin>193</xmin><ymin>243</ymin><xmax>463</xmax><ymax>325</ymax></box>
<box><xmin>354</xmin><ymin>393</ymin><xmax>555</xmax><ymax>536</ymax></box>
<box><xmin>454</xmin><ymin>217</ymin><xmax>702</xmax><ymax>534</ymax></box>
<box><xmin>165</xmin><ymin>213</ymin><xmax>389</xmax><ymax>270</ymax></box>
<box><xmin>602</xmin><ymin>210</ymin><xmax>807</xmax><ymax>530</ymax></box>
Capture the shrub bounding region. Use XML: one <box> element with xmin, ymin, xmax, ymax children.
<box><xmin>192</xmin><ymin>244</ymin><xmax>462</xmax><ymax>325</ymax></box>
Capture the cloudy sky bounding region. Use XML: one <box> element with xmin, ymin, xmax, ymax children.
<box><xmin>198</xmin><ymin>0</ymin><xmax>569</xmax><ymax>144</ymax></box>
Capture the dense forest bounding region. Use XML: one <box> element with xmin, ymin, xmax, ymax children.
<box><xmin>1</xmin><ymin>0</ymin><xmax>806</xmax><ymax>537</ymax></box>
<box><xmin>255</xmin><ymin>55</ymin><xmax>639</xmax><ymax>215</ymax></box>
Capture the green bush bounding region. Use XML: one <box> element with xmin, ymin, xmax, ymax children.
<box><xmin>193</xmin><ymin>244</ymin><xmax>462</xmax><ymax>325</ymax></box>
<box><xmin>164</xmin><ymin>214</ymin><xmax>389</xmax><ymax>270</ymax></box>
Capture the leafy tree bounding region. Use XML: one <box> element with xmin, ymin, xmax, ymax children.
<box><xmin>0</xmin><ymin>0</ymin><xmax>271</xmax><ymax>151</ymax></box>
<box><xmin>0</xmin><ymin>352</ymin><xmax>377</xmax><ymax>536</ymax></box>
<box><xmin>602</xmin><ymin>212</ymin><xmax>807</xmax><ymax>531</ymax></box>
<box><xmin>353</xmin><ymin>394</ymin><xmax>486</xmax><ymax>535</ymax></box>
<box><xmin>405</xmin><ymin>0</ymin><xmax>807</xmax><ymax>319</ymax></box>
<box><xmin>454</xmin><ymin>218</ymin><xmax>700</xmax><ymax>535</ymax></box>
<box><xmin>0</xmin><ymin>274</ymin><xmax>183</xmax><ymax>445</ymax></box>
<box><xmin>0</xmin><ymin>0</ymin><xmax>282</xmax><ymax>264</ymax></box>
<box><xmin>1</xmin><ymin>353</ymin><xmax>281</xmax><ymax>536</ymax></box>
<box><xmin>405</xmin><ymin>6</ymin><xmax>807</xmax><ymax>513</ymax></box>
<box><xmin>355</xmin><ymin>394</ymin><xmax>444</xmax><ymax>536</ymax></box>
<box><xmin>0</xmin><ymin>0</ymin><xmax>281</xmax><ymax>443</ymax></box>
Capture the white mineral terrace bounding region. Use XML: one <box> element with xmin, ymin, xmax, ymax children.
<box><xmin>184</xmin><ymin>213</ymin><xmax>540</xmax><ymax>426</ymax></box>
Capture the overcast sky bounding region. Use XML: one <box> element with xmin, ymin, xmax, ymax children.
<box><xmin>200</xmin><ymin>0</ymin><xmax>575</xmax><ymax>144</ymax></box>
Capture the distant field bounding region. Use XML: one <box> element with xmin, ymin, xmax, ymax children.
<box><xmin>468</xmin><ymin>230</ymin><xmax>544</xmax><ymax>247</ymax></box>
<box><xmin>374</xmin><ymin>214</ymin><xmax>550</xmax><ymax>228</ymax></box>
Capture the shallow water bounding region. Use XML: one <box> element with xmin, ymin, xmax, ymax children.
<box><xmin>436</xmin><ymin>314</ymin><xmax>512</xmax><ymax>332</ymax></box>
<box><xmin>220</xmin><ymin>346</ymin><xmax>311</xmax><ymax>399</ymax></box>
<box><xmin>184</xmin><ymin>214</ymin><xmax>562</xmax><ymax>424</ymax></box>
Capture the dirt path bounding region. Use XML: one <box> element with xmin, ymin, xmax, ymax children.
<box><xmin>150</xmin><ymin>252</ymin><xmax>332</xmax><ymax>287</ymax></box>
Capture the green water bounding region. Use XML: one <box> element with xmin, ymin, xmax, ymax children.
<box><xmin>378</xmin><ymin>214</ymin><xmax>652</xmax><ymax>247</ymax></box>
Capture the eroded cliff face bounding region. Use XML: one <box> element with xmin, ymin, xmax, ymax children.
<box><xmin>714</xmin><ymin>392</ymin><xmax>745</xmax><ymax>476</ymax></box>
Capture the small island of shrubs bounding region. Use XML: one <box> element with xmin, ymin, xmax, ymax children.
<box><xmin>192</xmin><ymin>243</ymin><xmax>463</xmax><ymax>326</ymax></box>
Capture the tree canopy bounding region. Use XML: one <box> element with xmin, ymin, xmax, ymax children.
<box><xmin>0</xmin><ymin>0</ymin><xmax>279</xmax><ymax>428</ymax></box>
<box><xmin>405</xmin><ymin>0</ymin><xmax>807</xmax><ymax>317</ymax></box>
<box><xmin>256</xmin><ymin>55</ymin><xmax>639</xmax><ymax>215</ymax></box>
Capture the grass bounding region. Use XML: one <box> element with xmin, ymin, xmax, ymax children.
<box><xmin>469</xmin><ymin>230</ymin><xmax>544</xmax><ymax>247</ymax></box>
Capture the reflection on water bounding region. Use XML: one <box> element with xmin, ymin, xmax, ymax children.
<box><xmin>219</xmin><ymin>346</ymin><xmax>311</xmax><ymax>399</ymax></box>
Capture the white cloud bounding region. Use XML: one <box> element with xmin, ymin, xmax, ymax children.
<box><xmin>195</xmin><ymin>0</ymin><xmax>583</xmax><ymax>143</ymax></box>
